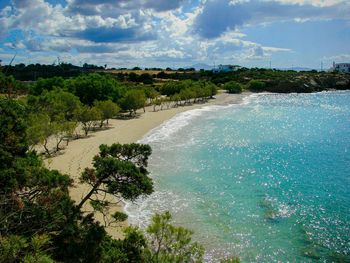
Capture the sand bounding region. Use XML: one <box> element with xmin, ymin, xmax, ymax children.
<box><xmin>46</xmin><ymin>91</ymin><xmax>251</xmax><ymax>238</ymax></box>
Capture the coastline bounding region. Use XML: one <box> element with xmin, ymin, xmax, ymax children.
<box><xmin>46</xmin><ymin>91</ymin><xmax>252</xmax><ymax>239</ymax></box>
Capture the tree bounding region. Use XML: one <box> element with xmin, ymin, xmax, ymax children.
<box><xmin>224</xmin><ymin>81</ymin><xmax>242</xmax><ymax>94</ymax></box>
<box><xmin>52</xmin><ymin>120</ymin><xmax>77</xmax><ymax>151</ymax></box>
<box><xmin>68</xmin><ymin>73</ymin><xmax>125</xmax><ymax>105</ymax></box>
<box><xmin>26</xmin><ymin>113</ymin><xmax>52</xmax><ymax>153</ymax></box>
<box><xmin>153</xmin><ymin>97</ymin><xmax>162</xmax><ymax>112</ymax></box>
<box><xmin>78</xmin><ymin>143</ymin><xmax>154</xmax><ymax>214</ymax></box>
<box><xmin>94</xmin><ymin>100</ymin><xmax>120</xmax><ymax>127</ymax></box>
<box><xmin>119</xmin><ymin>89</ymin><xmax>146</xmax><ymax>116</ymax></box>
<box><xmin>144</xmin><ymin>87</ymin><xmax>159</xmax><ymax>105</ymax></box>
<box><xmin>139</xmin><ymin>73</ymin><xmax>153</xmax><ymax>84</ymax></box>
<box><xmin>75</xmin><ymin>106</ymin><xmax>102</xmax><ymax>136</ymax></box>
<box><xmin>1</xmin><ymin>98</ymin><xmax>244</xmax><ymax>262</ymax></box>
<box><xmin>27</xmin><ymin>89</ymin><xmax>81</xmax><ymax>121</ymax></box>
<box><xmin>0</xmin><ymin>98</ymin><xmax>28</xmax><ymax>191</ymax></box>
<box><xmin>144</xmin><ymin>211</ymin><xmax>204</xmax><ymax>263</ymax></box>
<box><xmin>0</xmin><ymin>73</ymin><xmax>27</xmax><ymax>97</ymax></box>
<box><xmin>0</xmin><ymin>234</ymin><xmax>54</xmax><ymax>263</ymax></box>
<box><xmin>30</xmin><ymin>76</ymin><xmax>66</xmax><ymax>95</ymax></box>
<box><xmin>247</xmin><ymin>80</ymin><xmax>265</xmax><ymax>92</ymax></box>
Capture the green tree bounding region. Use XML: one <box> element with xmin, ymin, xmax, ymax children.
<box><xmin>27</xmin><ymin>89</ymin><xmax>81</xmax><ymax>121</ymax></box>
<box><xmin>94</xmin><ymin>100</ymin><xmax>120</xmax><ymax>127</ymax></box>
<box><xmin>68</xmin><ymin>73</ymin><xmax>125</xmax><ymax>105</ymax></box>
<box><xmin>0</xmin><ymin>98</ymin><xmax>28</xmax><ymax>191</ymax></box>
<box><xmin>26</xmin><ymin>113</ymin><xmax>51</xmax><ymax>152</ymax></box>
<box><xmin>52</xmin><ymin>120</ymin><xmax>77</xmax><ymax>152</ymax></box>
<box><xmin>144</xmin><ymin>211</ymin><xmax>204</xmax><ymax>263</ymax></box>
<box><xmin>144</xmin><ymin>87</ymin><xmax>159</xmax><ymax>105</ymax></box>
<box><xmin>30</xmin><ymin>76</ymin><xmax>66</xmax><ymax>95</ymax></box>
<box><xmin>224</xmin><ymin>81</ymin><xmax>242</xmax><ymax>94</ymax></box>
<box><xmin>247</xmin><ymin>80</ymin><xmax>266</xmax><ymax>92</ymax></box>
<box><xmin>0</xmin><ymin>73</ymin><xmax>28</xmax><ymax>97</ymax></box>
<box><xmin>75</xmin><ymin>106</ymin><xmax>102</xmax><ymax>136</ymax></box>
<box><xmin>119</xmin><ymin>89</ymin><xmax>146</xmax><ymax>116</ymax></box>
<box><xmin>78</xmin><ymin>143</ymin><xmax>154</xmax><ymax>215</ymax></box>
<box><xmin>0</xmin><ymin>234</ymin><xmax>54</xmax><ymax>263</ymax></box>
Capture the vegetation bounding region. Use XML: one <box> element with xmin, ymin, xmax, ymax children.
<box><xmin>224</xmin><ymin>81</ymin><xmax>242</xmax><ymax>94</ymax></box>
<box><xmin>1</xmin><ymin>63</ymin><xmax>349</xmax><ymax>262</ymax></box>
<box><xmin>94</xmin><ymin>100</ymin><xmax>120</xmax><ymax>127</ymax></box>
<box><xmin>119</xmin><ymin>89</ymin><xmax>147</xmax><ymax>115</ymax></box>
<box><xmin>67</xmin><ymin>73</ymin><xmax>125</xmax><ymax>105</ymax></box>
<box><xmin>0</xmin><ymin>72</ymin><xmax>28</xmax><ymax>96</ymax></box>
<box><xmin>75</xmin><ymin>105</ymin><xmax>102</xmax><ymax>136</ymax></box>
<box><xmin>1</xmin><ymin>97</ymin><xmax>223</xmax><ymax>262</ymax></box>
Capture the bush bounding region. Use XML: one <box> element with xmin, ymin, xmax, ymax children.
<box><xmin>247</xmin><ymin>80</ymin><xmax>266</xmax><ymax>92</ymax></box>
<box><xmin>224</xmin><ymin>81</ymin><xmax>242</xmax><ymax>94</ymax></box>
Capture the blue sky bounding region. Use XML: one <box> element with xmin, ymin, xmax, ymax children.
<box><xmin>0</xmin><ymin>0</ymin><xmax>349</xmax><ymax>69</ymax></box>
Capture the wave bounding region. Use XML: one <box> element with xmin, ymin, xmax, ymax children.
<box><xmin>139</xmin><ymin>94</ymin><xmax>258</xmax><ymax>144</ymax></box>
<box><xmin>125</xmin><ymin>94</ymin><xmax>259</xmax><ymax>227</ymax></box>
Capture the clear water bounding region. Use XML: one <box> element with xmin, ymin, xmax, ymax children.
<box><xmin>126</xmin><ymin>91</ymin><xmax>350</xmax><ymax>262</ymax></box>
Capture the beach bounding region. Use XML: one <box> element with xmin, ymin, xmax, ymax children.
<box><xmin>46</xmin><ymin>91</ymin><xmax>252</xmax><ymax>239</ymax></box>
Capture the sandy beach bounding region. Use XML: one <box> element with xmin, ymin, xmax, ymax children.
<box><xmin>46</xmin><ymin>91</ymin><xmax>251</xmax><ymax>238</ymax></box>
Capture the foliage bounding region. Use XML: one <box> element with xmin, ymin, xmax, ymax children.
<box><xmin>78</xmin><ymin>143</ymin><xmax>153</xmax><ymax>211</ymax></box>
<box><xmin>224</xmin><ymin>81</ymin><xmax>242</xmax><ymax>94</ymax></box>
<box><xmin>160</xmin><ymin>80</ymin><xmax>217</xmax><ymax>105</ymax></box>
<box><xmin>27</xmin><ymin>89</ymin><xmax>81</xmax><ymax>121</ymax></box>
<box><xmin>0</xmin><ymin>98</ymin><xmax>28</xmax><ymax>191</ymax></box>
<box><xmin>2</xmin><ymin>63</ymin><xmax>82</xmax><ymax>81</ymax></box>
<box><xmin>26</xmin><ymin>113</ymin><xmax>52</xmax><ymax>152</ymax></box>
<box><xmin>220</xmin><ymin>257</ymin><xmax>241</xmax><ymax>263</ymax></box>
<box><xmin>30</xmin><ymin>77</ymin><xmax>66</xmax><ymax>95</ymax></box>
<box><xmin>0</xmin><ymin>234</ymin><xmax>54</xmax><ymax>263</ymax></box>
<box><xmin>68</xmin><ymin>73</ymin><xmax>125</xmax><ymax>105</ymax></box>
<box><xmin>0</xmin><ymin>98</ymin><xmax>245</xmax><ymax>262</ymax></box>
<box><xmin>94</xmin><ymin>100</ymin><xmax>120</xmax><ymax>126</ymax></box>
<box><xmin>74</xmin><ymin>105</ymin><xmax>102</xmax><ymax>136</ymax></box>
<box><xmin>119</xmin><ymin>89</ymin><xmax>146</xmax><ymax>115</ymax></box>
<box><xmin>247</xmin><ymin>80</ymin><xmax>266</xmax><ymax>92</ymax></box>
<box><xmin>0</xmin><ymin>72</ymin><xmax>28</xmax><ymax>96</ymax></box>
<box><xmin>144</xmin><ymin>211</ymin><xmax>204</xmax><ymax>263</ymax></box>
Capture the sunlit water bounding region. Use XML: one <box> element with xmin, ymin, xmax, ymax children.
<box><xmin>125</xmin><ymin>91</ymin><xmax>350</xmax><ymax>262</ymax></box>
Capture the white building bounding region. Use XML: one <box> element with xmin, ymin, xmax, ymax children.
<box><xmin>333</xmin><ymin>62</ymin><xmax>350</xmax><ymax>73</ymax></box>
<box><xmin>213</xmin><ymin>64</ymin><xmax>241</xmax><ymax>73</ymax></box>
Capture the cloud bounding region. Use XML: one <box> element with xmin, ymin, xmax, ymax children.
<box><xmin>193</xmin><ymin>0</ymin><xmax>350</xmax><ymax>38</ymax></box>
<box><xmin>323</xmin><ymin>54</ymin><xmax>350</xmax><ymax>62</ymax></box>
<box><xmin>73</xmin><ymin>26</ymin><xmax>156</xmax><ymax>43</ymax></box>
<box><xmin>67</xmin><ymin>0</ymin><xmax>185</xmax><ymax>15</ymax></box>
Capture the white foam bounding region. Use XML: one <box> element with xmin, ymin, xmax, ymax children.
<box><xmin>138</xmin><ymin>94</ymin><xmax>258</xmax><ymax>144</ymax></box>
<box><xmin>127</xmin><ymin>94</ymin><xmax>259</xmax><ymax>227</ymax></box>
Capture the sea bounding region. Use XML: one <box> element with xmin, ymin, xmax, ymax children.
<box><xmin>125</xmin><ymin>91</ymin><xmax>350</xmax><ymax>262</ymax></box>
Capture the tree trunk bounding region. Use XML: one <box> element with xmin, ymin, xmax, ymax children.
<box><xmin>56</xmin><ymin>137</ymin><xmax>63</xmax><ymax>152</ymax></box>
<box><xmin>77</xmin><ymin>179</ymin><xmax>102</xmax><ymax>210</ymax></box>
<box><xmin>43</xmin><ymin>139</ymin><xmax>50</xmax><ymax>156</ymax></box>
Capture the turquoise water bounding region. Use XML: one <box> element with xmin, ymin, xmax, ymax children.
<box><xmin>126</xmin><ymin>91</ymin><xmax>350</xmax><ymax>262</ymax></box>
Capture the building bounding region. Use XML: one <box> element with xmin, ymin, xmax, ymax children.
<box><xmin>332</xmin><ymin>62</ymin><xmax>350</xmax><ymax>73</ymax></box>
<box><xmin>212</xmin><ymin>64</ymin><xmax>241</xmax><ymax>73</ymax></box>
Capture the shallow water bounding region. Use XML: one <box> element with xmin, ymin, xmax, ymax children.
<box><xmin>126</xmin><ymin>91</ymin><xmax>350</xmax><ymax>262</ymax></box>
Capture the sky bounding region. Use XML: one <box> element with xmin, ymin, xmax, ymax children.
<box><xmin>0</xmin><ymin>0</ymin><xmax>350</xmax><ymax>69</ymax></box>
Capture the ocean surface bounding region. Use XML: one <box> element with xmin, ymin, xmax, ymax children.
<box><xmin>126</xmin><ymin>91</ymin><xmax>350</xmax><ymax>262</ymax></box>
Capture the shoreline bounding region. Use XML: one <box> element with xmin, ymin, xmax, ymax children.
<box><xmin>46</xmin><ymin>91</ymin><xmax>252</xmax><ymax>239</ymax></box>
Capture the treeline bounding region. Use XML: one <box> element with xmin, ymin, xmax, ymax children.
<box><xmin>5</xmin><ymin>73</ymin><xmax>216</xmax><ymax>155</ymax></box>
<box><xmin>2</xmin><ymin>63</ymin><xmax>84</xmax><ymax>80</ymax></box>
<box><xmin>23</xmin><ymin>74</ymin><xmax>141</xmax><ymax>155</ymax></box>
<box><xmin>156</xmin><ymin>68</ymin><xmax>350</xmax><ymax>93</ymax></box>
<box><xmin>1</xmin><ymin>97</ymin><xmax>245</xmax><ymax>262</ymax></box>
